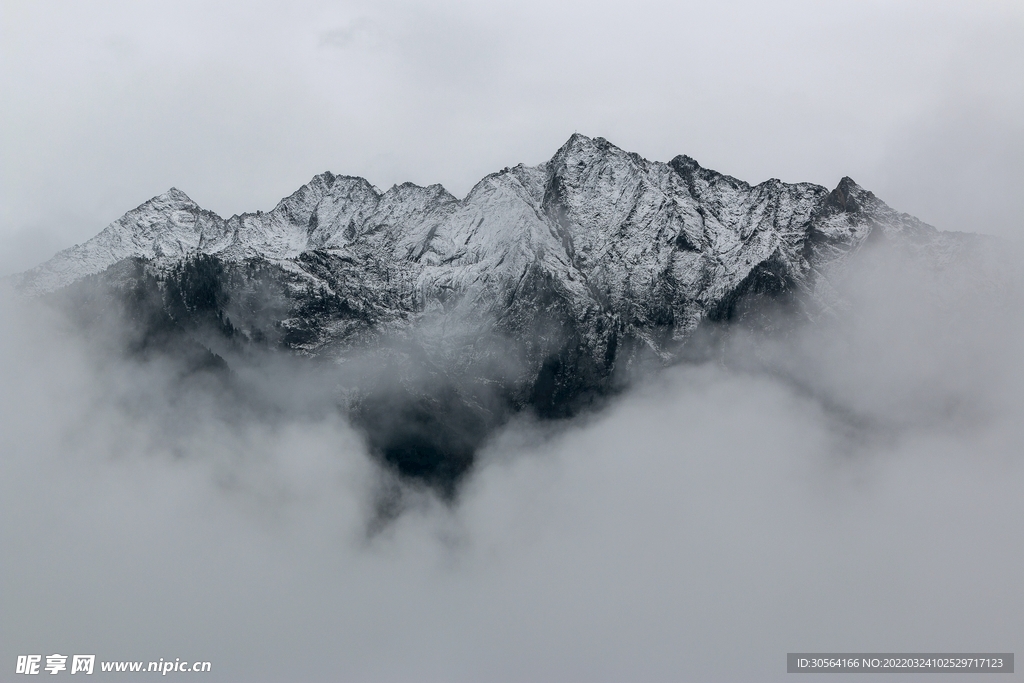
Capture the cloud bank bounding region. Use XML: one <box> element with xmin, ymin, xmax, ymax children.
<box><xmin>1</xmin><ymin>235</ymin><xmax>1022</xmax><ymax>681</ymax></box>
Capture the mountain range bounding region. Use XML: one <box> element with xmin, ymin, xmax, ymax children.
<box><xmin>13</xmin><ymin>134</ymin><xmax>985</xmax><ymax>494</ymax></box>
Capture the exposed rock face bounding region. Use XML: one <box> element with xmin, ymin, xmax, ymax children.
<box><xmin>13</xmin><ymin>134</ymin><xmax>984</xmax><ymax>493</ymax></box>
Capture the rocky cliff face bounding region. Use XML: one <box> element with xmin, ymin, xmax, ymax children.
<box><xmin>14</xmin><ymin>134</ymin><xmax>984</xmax><ymax>494</ymax></box>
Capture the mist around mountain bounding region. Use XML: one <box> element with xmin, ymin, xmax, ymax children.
<box><xmin>9</xmin><ymin>135</ymin><xmax>1009</xmax><ymax>502</ymax></box>
<box><xmin>1</xmin><ymin>200</ymin><xmax>1021</xmax><ymax>679</ymax></box>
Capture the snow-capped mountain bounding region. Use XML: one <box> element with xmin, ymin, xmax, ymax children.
<box><xmin>21</xmin><ymin>134</ymin><xmax>976</xmax><ymax>345</ymax></box>
<box><xmin>13</xmin><ymin>134</ymin><xmax>987</xmax><ymax>491</ymax></box>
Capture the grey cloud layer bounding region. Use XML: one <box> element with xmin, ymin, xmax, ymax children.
<box><xmin>1</xmin><ymin>241</ymin><xmax>1021</xmax><ymax>681</ymax></box>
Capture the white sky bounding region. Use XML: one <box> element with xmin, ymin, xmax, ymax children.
<box><xmin>2</xmin><ymin>0</ymin><xmax>1022</xmax><ymax>275</ymax></box>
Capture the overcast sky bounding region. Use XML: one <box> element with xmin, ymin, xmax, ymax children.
<box><xmin>1</xmin><ymin>0</ymin><xmax>1022</xmax><ymax>276</ymax></box>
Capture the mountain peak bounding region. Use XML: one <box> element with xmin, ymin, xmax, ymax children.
<box><xmin>822</xmin><ymin>176</ymin><xmax>869</xmax><ymax>214</ymax></box>
<box><xmin>122</xmin><ymin>187</ymin><xmax>201</xmax><ymax>217</ymax></box>
<box><xmin>553</xmin><ymin>132</ymin><xmax>625</xmax><ymax>156</ymax></box>
<box><xmin>553</xmin><ymin>132</ymin><xmax>595</xmax><ymax>159</ymax></box>
<box><xmin>669</xmin><ymin>154</ymin><xmax>702</xmax><ymax>174</ymax></box>
<box><xmin>159</xmin><ymin>187</ymin><xmax>195</xmax><ymax>204</ymax></box>
<box><xmin>549</xmin><ymin>134</ymin><xmax>642</xmax><ymax>179</ymax></box>
<box><xmin>836</xmin><ymin>176</ymin><xmax>862</xmax><ymax>193</ymax></box>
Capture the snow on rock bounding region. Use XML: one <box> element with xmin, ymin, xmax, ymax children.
<box><xmin>15</xmin><ymin>135</ymin><xmax>973</xmax><ymax>355</ymax></box>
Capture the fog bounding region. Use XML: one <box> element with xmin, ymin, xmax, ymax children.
<box><xmin>1</xmin><ymin>237</ymin><xmax>1022</xmax><ymax>681</ymax></box>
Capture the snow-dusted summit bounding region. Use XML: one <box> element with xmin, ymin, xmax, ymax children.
<box><xmin>19</xmin><ymin>134</ymin><xmax>969</xmax><ymax>326</ymax></box>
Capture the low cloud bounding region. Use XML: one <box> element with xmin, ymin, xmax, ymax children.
<box><xmin>1</xmin><ymin>240</ymin><xmax>1022</xmax><ymax>681</ymax></box>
